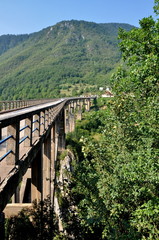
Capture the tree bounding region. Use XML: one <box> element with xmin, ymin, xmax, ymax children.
<box><xmin>5</xmin><ymin>197</ymin><xmax>58</xmax><ymax>240</ymax></box>
<box><xmin>154</xmin><ymin>0</ymin><xmax>159</xmax><ymax>14</ymax></box>
<box><xmin>69</xmin><ymin>2</ymin><xmax>159</xmax><ymax>239</ymax></box>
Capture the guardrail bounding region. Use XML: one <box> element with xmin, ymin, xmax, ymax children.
<box><xmin>0</xmin><ymin>99</ymin><xmax>55</xmax><ymax>112</ymax></box>
<box><xmin>0</xmin><ymin>97</ymin><xmax>93</xmax><ymax>173</ymax></box>
<box><xmin>0</xmin><ymin>99</ymin><xmax>65</xmax><ymax>165</ymax></box>
<box><xmin>0</xmin><ymin>97</ymin><xmax>94</xmax><ymax>215</ymax></box>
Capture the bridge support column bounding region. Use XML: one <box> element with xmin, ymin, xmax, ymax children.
<box><xmin>45</xmin><ymin>109</ymin><xmax>49</xmax><ymax>130</ymax></box>
<box><xmin>42</xmin><ymin>132</ymin><xmax>51</xmax><ymax>201</ymax></box>
<box><xmin>6</xmin><ymin>122</ymin><xmax>20</xmax><ymax>165</ymax></box>
<box><xmin>76</xmin><ymin>100</ymin><xmax>82</xmax><ymax>120</ymax></box>
<box><xmin>40</xmin><ymin>111</ymin><xmax>45</xmax><ymax>135</ymax></box>
<box><xmin>24</xmin><ymin>117</ymin><xmax>33</xmax><ymax>147</ymax></box>
<box><xmin>85</xmin><ymin>99</ymin><xmax>90</xmax><ymax>111</ymax></box>
<box><xmin>64</xmin><ymin>104</ymin><xmax>76</xmax><ymax>133</ymax></box>
<box><xmin>69</xmin><ymin>113</ymin><xmax>75</xmax><ymax>132</ymax></box>
<box><xmin>64</xmin><ymin>108</ymin><xmax>70</xmax><ymax>134</ymax></box>
<box><xmin>76</xmin><ymin>110</ymin><xmax>82</xmax><ymax>120</ymax></box>
<box><xmin>6</xmin><ymin>123</ymin><xmax>20</xmax><ymax>203</ymax></box>
<box><xmin>50</xmin><ymin>122</ymin><xmax>57</xmax><ymax>204</ymax></box>
<box><xmin>57</xmin><ymin>110</ymin><xmax>66</xmax><ymax>152</ymax></box>
<box><xmin>31</xmin><ymin>150</ymin><xmax>42</xmax><ymax>202</ymax></box>
<box><xmin>12</xmin><ymin>186</ymin><xmax>20</xmax><ymax>203</ymax></box>
<box><xmin>70</xmin><ymin>101</ymin><xmax>74</xmax><ymax>114</ymax></box>
<box><xmin>74</xmin><ymin>100</ymin><xmax>77</xmax><ymax>109</ymax></box>
<box><xmin>0</xmin><ymin>212</ymin><xmax>5</xmax><ymax>240</ymax></box>
<box><xmin>32</xmin><ymin>114</ymin><xmax>40</xmax><ymax>141</ymax></box>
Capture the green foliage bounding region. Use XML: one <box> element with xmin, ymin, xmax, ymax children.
<box><xmin>154</xmin><ymin>0</ymin><xmax>159</xmax><ymax>15</ymax></box>
<box><xmin>0</xmin><ymin>34</ymin><xmax>29</xmax><ymax>55</ymax></box>
<box><xmin>5</xmin><ymin>209</ymin><xmax>35</xmax><ymax>240</ymax></box>
<box><xmin>131</xmin><ymin>198</ymin><xmax>159</xmax><ymax>239</ymax></box>
<box><xmin>53</xmin><ymin>233</ymin><xmax>67</xmax><ymax>240</ymax></box>
<box><xmin>58</xmin><ymin>150</ymin><xmax>68</xmax><ymax>161</ymax></box>
<box><xmin>5</xmin><ymin>197</ymin><xmax>58</xmax><ymax>240</ymax></box>
<box><xmin>64</xmin><ymin>7</ymin><xmax>159</xmax><ymax>240</ymax></box>
<box><xmin>0</xmin><ymin>21</ymin><xmax>134</xmax><ymax>100</ymax></box>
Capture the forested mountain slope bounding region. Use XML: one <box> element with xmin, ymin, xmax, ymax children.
<box><xmin>0</xmin><ymin>20</ymin><xmax>134</xmax><ymax>100</ymax></box>
<box><xmin>57</xmin><ymin>14</ymin><xmax>159</xmax><ymax>239</ymax></box>
<box><xmin>0</xmin><ymin>34</ymin><xmax>29</xmax><ymax>56</ymax></box>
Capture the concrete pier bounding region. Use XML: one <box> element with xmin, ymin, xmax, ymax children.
<box><xmin>0</xmin><ymin>97</ymin><xmax>94</xmax><ymax>218</ymax></box>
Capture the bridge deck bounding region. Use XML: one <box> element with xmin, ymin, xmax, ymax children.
<box><xmin>0</xmin><ymin>99</ymin><xmax>65</xmax><ymax>127</ymax></box>
<box><xmin>0</xmin><ymin>97</ymin><xmax>93</xmax><ymax>213</ymax></box>
<box><xmin>0</xmin><ymin>99</ymin><xmax>66</xmax><ymax>182</ymax></box>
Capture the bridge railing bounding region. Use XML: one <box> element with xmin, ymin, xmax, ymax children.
<box><xmin>0</xmin><ymin>97</ymin><xmax>94</xmax><ymax>214</ymax></box>
<box><xmin>0</xmin><ymin>97</ymin><xmax>94</xmax><ymax>164</ymax></box>
<box><xmin>0</xmin><ymin>99</ymin><xmax>68</xmax><ymax>182</ymax></box>
<box><xmin>0</xmin><ymin>99</ymin><xmax>56</xmax><ymax>112</ymax></box>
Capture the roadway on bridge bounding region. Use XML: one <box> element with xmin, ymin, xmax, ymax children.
<box><xmin>0</xmin><ymin>99</ymin><xmax>64</xmax><ymax>122</ymax></box>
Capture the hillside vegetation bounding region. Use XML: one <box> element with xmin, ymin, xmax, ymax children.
<box><xmin>0</xmin><ymin>20</ymin><xmax>134</xmax><ymax>100</ymax></box>
<box><xmin>0</xmin><ymin>34</ymin><xmax>29</xmax><ymax>56</ymax></box>
<box><xmin>60</xmin><ymin>14</ymin><xmax>159</xmax><ymax>239</ymax></box>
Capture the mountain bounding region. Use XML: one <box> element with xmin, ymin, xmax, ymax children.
<box><xmin>0</xmin><ymin>34</ymin><xmax>29</xmax><ymax>56</ymax></box>
<box><xmin>0</xmin><ymin>20</ymin><xmax>134</xmax><ymax>100</ymax></box>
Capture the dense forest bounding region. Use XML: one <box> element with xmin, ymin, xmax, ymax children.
<box><xmin>0</xmin><ymin>34</ymin><xmax>29</xmax><ymax>56</ymax></box>
<box><xmin>58</xmin><ymin>3</ymin><xmax>158</xmax><ymax>238</ymax></box>
<box><xmin>0</xmin><ymin>21</ymin><xmax>134</xmax><ymax>100</ymax></box>
<box><xmin>64</xmin><ymin>3</ymin><xmax>158</xmax><ymax>239</ymax></box>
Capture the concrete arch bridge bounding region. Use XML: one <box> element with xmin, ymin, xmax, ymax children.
<box><xmin>0</xmin><ymin>97</ymin><xmax>94</xmax><ymax>233</ymax></box>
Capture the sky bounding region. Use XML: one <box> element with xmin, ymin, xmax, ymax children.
<box><xmin>0</xmin><ymin>0</ymin><xmax>156</xmax><ymax>36</ymax></box>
